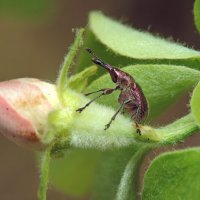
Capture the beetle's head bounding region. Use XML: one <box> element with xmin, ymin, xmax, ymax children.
<box><xmin>86</xmin><ymin>48</ymin><xmax>119</xmax><ymax>83</ymax></box>
<box><xmin>108</xmin><ymin>68</ymin><xmax>121</xmax><ymax>83</ymax></box>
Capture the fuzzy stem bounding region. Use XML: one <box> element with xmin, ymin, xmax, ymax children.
<box><xmin>38</xmin><ymin>146</ymin><xmax>52</xmax><ymax>200</ymax></box>
<box><xmin>57</xmin><ymin>28</ymin><xmax>84</xmax><ymax>103</ymax></box>
<box><xmin>134</xmin><ymin>114</ymin><xmax>199</xmax><ymax>145</ymax></box>
<box><xmin>115</xmin><ymin>146</ymin><xmax>151</xmax><ymax>200</ymax></box>
<box><xmin>158</xmin><ymin>114</ymin><xmax>199</xmax><ymax>144</ymax></box>
<box><xmin>51</xmin><ymin>137</ymin><xmax>70</xmax><ymax>155</ymax></box>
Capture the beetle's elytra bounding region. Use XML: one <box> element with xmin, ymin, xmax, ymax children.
<box><xmin>76</xmin><ymin>48</ymin><xmax>148</xmax><ymax>134</ymax></box>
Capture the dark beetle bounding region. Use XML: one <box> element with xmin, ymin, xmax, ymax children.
<box><xmin>76</xmin><ymin>48</ymin><xmax>148</xmax><ymax>133</ymax></box>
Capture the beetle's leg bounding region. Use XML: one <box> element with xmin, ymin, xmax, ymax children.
<box><xmin>135</xmin><ymin>123</ymin><xmax>141</xmax><ymax>135</ymax></box>
<box><xmin>84</xmin><ymin>89</ymin><xmax>107</xmax><ymax>96</ymax></box>
<box><xmin>121</xmin><ymin>106</ymin><xmax>125</xmax><ymax>114</ymax></box>
<box><xmin>85</xmin><ymin>85</ymin><xmax>119</xmax><ymax>96</ymax></box>
<box><xmin>131</xmin><ymin>108</ymin><xmax>141</xmax><ymax>135</ymax></box>
<box><xmin>104</xmin><ymin>99</ymin><xmax>131</xmax><ymax>130</ymax></box>
<box><xmin>76</xmin><ymin>86</ymin><xmax>119</xmax><ymax>113</ymax></box>
<box><xmin>76</xmin><ymin>93</ymin><xmax>103</xmax><ymax>113</ymax></box>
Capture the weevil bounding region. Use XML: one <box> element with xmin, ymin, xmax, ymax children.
<box><xmin>76</xmin><ymin>48</ymin><xmax>148</xmax><ymax>134</ymax></box>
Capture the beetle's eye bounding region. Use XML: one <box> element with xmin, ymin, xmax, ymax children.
<box><xmin>109</xmin><ymin>69</ymin><xmax>118</xmax><ymax>83</ymax></box>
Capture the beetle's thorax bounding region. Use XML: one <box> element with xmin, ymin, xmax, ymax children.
<box><xmin>108</xmin><ymin>68</ymin><xmax>134</xmax><ymax>88</ymax></box>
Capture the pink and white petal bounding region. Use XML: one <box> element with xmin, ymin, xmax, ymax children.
<box><xmin>0</xmin><ymin>78</ymin><xmax>60</xmax><ymax>149</ymax></box>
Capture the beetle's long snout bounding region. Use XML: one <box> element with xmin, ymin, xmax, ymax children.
<box><xmin>91</xmin><ymin>58</ymin><xmax>108</xmax><ymax>69</ymax></box>
<box><xmin>92</xmin><ymin>57</ymin><xmax>118</xmax><ymax>83</ymax></box>
<box><xmin>86</xmin><ymin>48</ymin><xmax>112</xmax><ymax>71</ymax></box>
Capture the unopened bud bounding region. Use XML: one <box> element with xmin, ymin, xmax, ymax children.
<box><xmin>0</xmin><ymin>78</ymin><xmax>60</xmax><ymax>149</ymax></box>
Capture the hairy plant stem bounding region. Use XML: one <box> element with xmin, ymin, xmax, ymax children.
<box><xmin>115</xmin><ymin>146</ymin><xmax>152</xmax><ymax>200</ymax></box>
<box><xmin>133</xmin><ymin>114</ymin><xmax>199</xmax><ymax>145</ymax></box>
<box><xmin>38</xmin><ymin>146</ymin><xmax>52</xmax><ymax>200</ymax></box>
<box><xmin>57</xmin><ymin>28</ymin><xmax>84</xmax><ymax>104</ymax></box>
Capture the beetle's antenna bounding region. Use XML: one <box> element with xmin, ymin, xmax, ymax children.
<box><xmin>85</xmin><ymin>48</ymin><xmax>112</xmax><ymax>70</ymax></box>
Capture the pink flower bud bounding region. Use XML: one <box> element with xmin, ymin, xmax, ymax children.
<box><xmin>0</xmin><ymin>78</ymin><xmax>60</xmax><ymax>150</ymax></box>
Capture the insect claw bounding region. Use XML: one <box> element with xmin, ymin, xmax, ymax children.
<box><xmin>85</xmin><ymin>48</ymin><xmax>92</xmax><ymax>54</ymax></box>
<box><xmin>104</xmin><ymin>124</ymin><xmax>110</xmax><ymax>130</ymax></box>
<box><xmin>136</xmin><ymin>128</ymin><xmax>141</xmax><ymax>135</ymax></box>
<box><xmin>76</xmin><ymin>108</ymin><xmax>84</xmax><ymax>113</ymax></box>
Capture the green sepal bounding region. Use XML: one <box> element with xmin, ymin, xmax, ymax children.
<box><xmin>57</xmin><ymin>28</ymin><xmax>85</xmax><ymax>103</ymax></box>
<box><xmin>68</xmin><ymin>65</ymin><xmax>98</xmax><ymax>92</ymax></box>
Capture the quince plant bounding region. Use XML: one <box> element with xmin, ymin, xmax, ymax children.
<box><xmin>1</xmin><ymin>3</ymin><xmax>200</xmax><ymax>200</ymax></box>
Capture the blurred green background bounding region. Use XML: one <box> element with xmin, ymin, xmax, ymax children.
<box><xmin>0</xmin><ymin>0</ymin><xmax>200</xmax><ymax>199</ymax></box>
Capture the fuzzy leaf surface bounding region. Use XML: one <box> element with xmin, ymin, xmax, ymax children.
<box><xmin>76</xmin><ymin>11</ymin><xmax>200</xmax><ymax>74</ymax></box>
<box><xmin>142</xmin><ymin>148</ymin><xmax>200</xmax><ymax>200</ymax></box>
<box><xmin>91</xmin><ymin>146</ymin><xmax>137</xmax><ymax>200</ymax></box>
<box><xmin>50</xmin><ymin>149</ymin><xmax>100</xmax><ymax>197</ymax></box>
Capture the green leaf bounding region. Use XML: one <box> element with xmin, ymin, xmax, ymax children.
<box><xmin>50</xmin><ymin>148</ymin><xmax>101</xmax><ymax>197</ymax></box>
<box><xmin>191</xmin><ymin>81</ymin><xmax>200</xmax><ymax>125</ymax></box>
<box><xmin>92</xmin><ymin>146</ymin><xmax>137</xmax><ymax>200</ymax></box>
<box><xmin>89</xmin><ymin>11</ymin><xmax>200</xmax><ymax>60</ymax></box>
<box><xmin>194</xmin><ymin>0</ymin><xmax>200</xmax><ymax>33</ymax></box>
<box><xmin>87</xmin><ymin>64</ymin><xmax>200</xmax><ymax>118</ymax></box>
<box><xmin>136</xmin><ymin>114</ymin><xmax>199</xmax><ymax>144</ymax></box>
<box><xmin>77</xmin><ymin>11</ymin><xmax>200</xmax><ymax>73</ymax></box>
<box><xmin>157</xmin><ymin>114</ymin><xmax>199</xmax><ymax>144</ymax></box>
<box><xmin>142</xmin><ymin>148</ymin><xmax>200</xmax><ymax>200</ymax></box>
